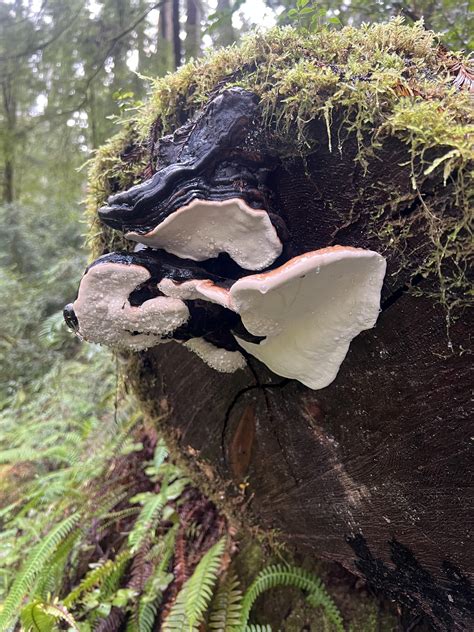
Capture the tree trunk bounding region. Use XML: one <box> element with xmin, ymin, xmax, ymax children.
<box><xmin>157</xmin><ymin>0</ymin><xmax>175</xmax><ymax>74</ymax></box>
<box><xmin>214</xmin><ymin>0</ymin><xmax>235</xmax><ymax>47</ymax></box>
<box><xmin>1</xmin><ymin>77</ymin><xmax>16</xmax><ymax>204</ymax></box>
<box><xmin>185</xmin><ymin>0</ymin><xmax>201</xmax><ymax>61</ymax></box>
<box><xmin>80</xmin><ymin>27</ymin><xmax>473</xmax><ymax>630</ymax></box>
<box><xmin>127</xmin><ymin>129</ymin><xmax>473</xmax><ymax>630</ymax></box>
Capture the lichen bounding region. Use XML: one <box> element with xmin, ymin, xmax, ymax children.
<box><xmin>86</xmin><ymin>18</ymin><xmax>473</xmax><ymax>311</ymax></box>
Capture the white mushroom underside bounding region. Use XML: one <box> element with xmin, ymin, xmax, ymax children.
<box><xmin>158</xmin><ymin>246</ymin><xmax>386</xmax><ymax>388</ymax></box>
<box><xmin>73</xmin><ymin>263</ymin><xmax>189</xmax><ymax>351</ymax></box>
<box><xmin>125</xmin><ymin>197</ymin><xmax>283</xmax><ymax>271</ymax></box>
<box><xmin>183</xmin><ymin>337</ymin><xmax>247</xmax><ymax>373</ymax></box>
<box><xmin>231</xmin><ymin>247</ymin><xmax>386</xmax><ymax>390</ymax></box>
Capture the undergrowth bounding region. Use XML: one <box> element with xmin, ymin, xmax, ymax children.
<box><xmin>0</xmin><ymin>401</ymin><xmax>345</xmax><ymax>632</ymax></box>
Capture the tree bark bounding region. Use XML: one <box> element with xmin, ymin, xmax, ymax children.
<box><xmin>157</xmin><ymin>0</ymin><xmax>175</xmax><ymax>73</ymax></box>
<box><xmin>127</xmin><ymin>127</ymin><xmax>473</xmax><ymax>630</ymax></box>
<box><xmin>185</xmin><ymin>0</ymin><xmax>201</xmax><ymax>61</ymax></box>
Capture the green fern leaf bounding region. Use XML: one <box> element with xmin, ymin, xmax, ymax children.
<box><xmin>153</xmin><ymin>439</ymin><xmax>169</xmax><ymax>470</ymax></box>
<box><xmin>245</xmin><ymin>626</ymin><xmax>273</xmax><ymax>632</ymax></box>
<box><xmin>63</xmin><ymin>550</ymin><xmax>129</xmax><ymax>607</ymax></box>
<box><xmin>209</xmin><ymin>570</ymin><xmax>243</xmax><ymax>631</ymax></box>
<box><xmin>20</xmin><ymin>601</ymin><xmax>57</xmax><ymax>632</ymax></box>
<box><xmin>128</xmin><ymin>493</ymin><xmax>166</xmax><ymax>554</ymax></box>
<box><xmin>34</xmin><ymin>530</ymin><xmax>80</xmax><ymax>600</ymax></box>
<box><xmin>21</xmin><ymin>599</ymin><xmax>79</xmax><ymax>631</ymax></box>
<box><xmin>0</xmin><ymin>513</ymin><xmax>80</xmax><ymax>631</ymax></box>
<box><xmin>163</xmin><ymin>538</ymin><xmax>226</xmax><ymax>631</ymax></box>
<box><xmin>240</xmin><ymin>564</ymin><xmax>344</xmax><ymax>632</ymax></box>
<box><xmin>99</xmin><ymin>552</ymin><xmax>130</xmax><ymax>600</ymax></box>
<box><xmin>185</xmin><ymin>538</ymin><xmax>226</xmax><ymax>629</ymax></box>
<box><xmin>137</xmin><ymin>601</ymin><xmax>159</xmax><ymax>632</ymax></box>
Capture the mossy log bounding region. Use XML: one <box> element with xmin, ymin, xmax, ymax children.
<box><xmin>81</xmin><ymin>21</ymin><xmax>473</xmax><ymax>630</ymax></box>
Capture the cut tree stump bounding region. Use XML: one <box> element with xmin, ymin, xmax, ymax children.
<box><xmin>79</xmin><ymin>23</ymin><xmax>473</xmax><ymax>630</ymax></box>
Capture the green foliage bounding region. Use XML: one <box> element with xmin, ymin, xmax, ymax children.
<box><xmin>209</xmin><ymin>571</ymin><xmax>243</xmax><ymax>630</ymax></box>
<box><xmin>0</xmin><ymin>514</ymin><xmax>80</xmax><ymax>630</ymax></box>
<box><xmin>163</xmin><ymin>538</ymin><xmax>226</xmax><ymax>631</ymax></box>
<box><xmin>21</xmin><ymin>599</ymin><xmax>79</xmax><ymax>632</ymax></box>
<box><xmin>63</xmin><ymin>552</ymin><xmax>131</xmax><ymax>608</ymax></box>
<box><xmin>285</xmin><ymin>0</ymin><xmax>341</xmax><ymax>32</ymax></box>
<box><xmin>239</xmin><ymin>564</ymin><xmax>344</xmax><ymax>631</ymax></box>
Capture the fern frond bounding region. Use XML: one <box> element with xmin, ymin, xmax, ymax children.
<box><xmin>20</xmin><ymin>600</ymin><xmax>56</xmax><ymax>632</ymax></box>
<box><xmin>185</xmin><ymin>537</ymin><xmax>226</xmax><ymax>629</ymax></box>
<box><xmin>163</xmin><ymin>538</ymin><xmax>226</xmax><ymax>631</ymax></box>
<box><xmin>21</xmin><ymin>599</ymin><xmax>79</xmax><ymax>631</ymax></box>
<box><xmin>0</xmin><ymin>513</ymin><xmax>80</xmax><ymax>631</ymax></box>
<box><xmin>99</xmin><ymin>552</ymin><xmax>130</xmax><ymax>600</ymax></box>
<box><xmin>137</xmin><ymin>600</ymin><xmax>159</xmax><ymax>632</ymax></box>
<box><xmin>209</xmin><ymin>570</ymin><xmax>243</xmax><ymax>631</ymax></box>
<box><xmin>34</xmin><ymin>529</ymin><xmax>80</xmax><ymax>600</ymax></box>
<box><xmin>153</xmin><ymin>439</ymin><xmax>169</xmax><ymax>470</ymax></box>
<box><xmin>128</xmin><ymin>493</ymin><xmax>166</xmax><ymax>554</ymax></box>
<box><xmin>63</xmin><ymin>550</ymin><xmax>130</xmax><ymax>607</ymax></box>
<box><xmin>240</xmin><ymin>565</ymin><xmax>344</xmax><ymax>632</ymax></box>
<box><xmin>245</xmin><ymin>626</ymin><xmax>273</xmax><ymax>632</ymax></box>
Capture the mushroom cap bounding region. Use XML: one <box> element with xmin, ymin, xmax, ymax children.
<box><xmin>125</xmin><ymin>197</ymin><xmax>283</xmax><ymax>271</ymax></box>
<box><xmin>73</xmin><ymin>262</ymin><xmax>189</xmax><ymax>350</ymax></box>
<box><xmin>157</xmin><ymin>277</ymin><xmax>232</xmax><ymax>308</ymax></box>
<box><xmin>229</xmin><ymin>246</ymin><xmax>386</xmax><ymax>389</ymax></box>
<box><xmin>183</xmin><ymin>337</ymin><xmax>246</xmax><ymax>373</ymax></box>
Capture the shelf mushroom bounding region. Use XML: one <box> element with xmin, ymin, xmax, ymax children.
<box><xmin>63</xmin><ymin>252</ymin><xmax>250</xmax><ymax>372</ymax></box>
<box><xmin>156</xmin><ymin>246</ymin><xmax>387</xmax><ymax>389</ymax></box>
<box><xmin>229</xmin><ymin>246</ymin><xmax>387</xmax><ymax>390</ymax></box>
<box><xmin>63</xmin><ymin>255</ymin><xmax>190</xmax><ymax>351</ymax></box>
<box><xmin>97</xmin><ymin>88</ymin><xmax>286</xmax><ymax>271</ymax></box>
<box><xmin>65</xmin><ymin>246</ymin><xmax>386</xmax><ymax>388</ymax></box>
<box><xmin>124</xmin><ymin>197</ymin><xmax>283</xmax><ymax>271</ymax></box>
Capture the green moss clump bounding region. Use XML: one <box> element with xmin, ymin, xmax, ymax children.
<box><xmin>86</xmin><ymin>18</ymin><xmax>473</xmax><ymax>311</ymax></box>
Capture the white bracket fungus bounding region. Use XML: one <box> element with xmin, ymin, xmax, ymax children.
<box><xmin>125</xmin><ymin>198</ymin><xmax>283</xmax><ymax>271</ymax></box>
<box><xmin>70</xmin><ymin>261</ymin><xmax>189</xmax><ymax>351</ymax></box>
<box><xmin>156</xmin><ymin>246</ymin><xmax>386</xmax><ymax>389</ymax></box>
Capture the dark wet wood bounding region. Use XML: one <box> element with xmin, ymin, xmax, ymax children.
<box><xmin>127</xmin><ymin>127</ymin><xmax>473</xmax><ymax>629</ymax></box>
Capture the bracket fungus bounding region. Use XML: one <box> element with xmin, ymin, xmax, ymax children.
<box><xmin>98</xmin><ymin>88</ymin><xmax>285</xmax><ymax>271</ymax></box>
<box><xmin>66</xmin><ymin>88</ymin><xmax>387</xmax><ymax>389</ymax></box>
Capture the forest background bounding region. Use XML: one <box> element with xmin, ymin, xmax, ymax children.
<box><xmin>0</xmin><ymin>0</ymin><xmax>472</xmax><ymax>626</ymax></box>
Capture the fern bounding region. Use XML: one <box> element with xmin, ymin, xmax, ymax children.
<box><xmin>0</xmin><ymin>513</ymin><xmax>80</xmax><ymax>630</ymax></box>
<box><xmin>137</xmin><ymin>601</ymin><xmax>159</xmax><ymax>632</ymax></box>
<box><xmin>20</xmin><ymin>599</ymin><xmax>79</xmax><ymax>631</ymax></box>
<box><xmin>163</xmin><ymin>538</ymin><xmax>226</xmax><ymax>631</ymax></box>
<box><xmin>63</xmin><ymin>550</ymin><xmax>130</xmax><ymax>607</ymax></box>
<box><xmin>209</xmin><ymin>570</ymin><xmax>243</xmax><ymax>631</ymax></box>
<box><xmin>128</xmin><ymin>493</ymin><xmax>166</xmax><ymax>554</ymax></box>
<box><xmin>128</xmin><ymin>476</ymin><xmax>188</xmax><ymax>555</ymax></box>
<box><xmin>34</xmin><ymin>529</ymin><xmax>80</xmax><ymax>600</ymax></box>
<box><xmin>152</xmin><ymin>439</ymin><xmax>169</xmax><ymax>470</ymax></box>
<box><xmin>245</xmin><ymin>626</ymin><xmax>273</xmax><ymax>632</ymax></box>
<box><xmin>239</xmin><ymin>564</ymin><xmax>344</xmax><ymax>632</ymax></box>
<box><xmin>98</xmin><ymin>552</ymin><xmax>131</xmax><ymax>600</ymax></box>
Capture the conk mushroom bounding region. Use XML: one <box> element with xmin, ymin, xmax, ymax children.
<box><xmin>124</xmin><ymin>197</ymin><xmax>283</xmax><ymax>271</ymax></box>
<box><xmin>65</xmin><ymin>246</ymin><xmax>386</xmax><ymax>389</ymax></box>
<box><xmin>97</xmin><ymin>88</ymin><xmax>287</xmax><ymax>271</ymax></box>
<box><xmin>64</xmin><ymin>87</ymin><xmax>388</xmax><ymax>389</ymax></box>
<box><xmin>157</xmin><ymin>246</ymin><xmax>387</xmax><ymax>389</ymax></box>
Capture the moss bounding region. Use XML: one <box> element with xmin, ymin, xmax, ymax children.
<box><xmin>86</xmin><ymin>17</ymin><xmax>473</xmax><ymax>311</ymax></box>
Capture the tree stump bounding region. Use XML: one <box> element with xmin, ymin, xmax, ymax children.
<box><xmin>74</xmin><ymin>23</ymin><xmax>473</xmax><ymax>630</ymax></box>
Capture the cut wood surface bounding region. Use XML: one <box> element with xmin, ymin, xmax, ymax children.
<box><xmin>128</xmin><ymin>138</ymin><xmax>473</xmax><ymax>629</ymax></box>
<box><xmin>82</xmin><ymin>24</ymin><xmax>473</xmax><ymax>629</ymax></box>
